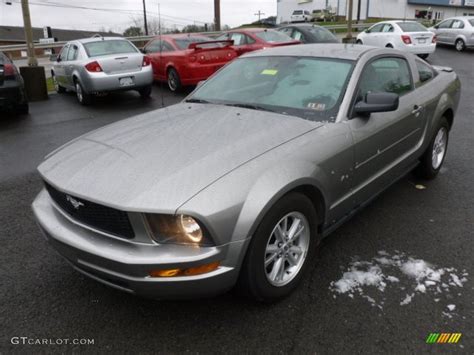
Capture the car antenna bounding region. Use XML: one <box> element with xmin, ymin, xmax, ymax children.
<box><xmin>158</xmin><ymin>2</ymin><xmax>165</xmax><ymax>108</ymax></box>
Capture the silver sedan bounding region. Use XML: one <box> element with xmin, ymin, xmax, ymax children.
<box><xmin>429</xmin><ymin>16</ymin><xmax>474</xmax><ymax>51</ymax></box>
<box><xmin>33</xmin><ymin>44</ymin><xmax>460</xmax><ymax>301</ymax></box>
<box><xmin>51</xmin><ymin>36</ymin><xmax>153</xmax><ymax>105</ymax></box>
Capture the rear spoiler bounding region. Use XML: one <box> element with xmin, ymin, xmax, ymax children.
<box><xmin>188</xmin><ymin>40</ymin><xmax>234</xmax><ymax>50</ymax></box>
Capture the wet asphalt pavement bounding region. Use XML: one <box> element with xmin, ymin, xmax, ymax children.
<box><xmin>0</xmin><ymin>47</ymin><xmax>473</xmax><ymax>353</ymax></box>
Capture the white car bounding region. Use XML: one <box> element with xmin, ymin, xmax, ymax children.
<box><xmin>356</xmin><ymin>21</ymin><xmax>436</xmax><ymax>59</ymax></box>
<box><xmin>290</xmin><ymin>10</ymin><xmax>312</xmax><ymax>23</ymax></box>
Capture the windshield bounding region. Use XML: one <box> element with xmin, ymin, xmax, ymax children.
<box><xmin>188</xmin><ymin>56</ymin><xmax>354</xmax><ymax>121</ymax></box>
<box><xmin>293</xmin><ymin>10</ymin><xmax>303</xmax><ymax>15</ymax></box>
<box><xmin>84</xmin><ymin>40</ymin><xmax>137</xmax><ymax>57</ymax></box>
<box><xmin>255</xmin><ymin>30</ymin><xmax>293</xmax><ymax>43</ymax></box>
<box><xmin>306</xmin><ymin>27</ymin><xmax>338</xmax><ymax>42</ymax></box>
<box><xmin>174</xmin><ymin>36</ymin><xmax>212</xmax><ymax>50</ymax></box>
<box><xmin>397</xmin><ymin>22</ymin><xmax>427</xmax><ymax>32</ymax></box>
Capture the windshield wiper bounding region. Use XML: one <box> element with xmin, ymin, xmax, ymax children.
<box><xmin>185</xmin><ymin>98</ymin><xmax>211</xmax><ymax>104</ymax></box>
<box><xmin>224</xmin><ymin>103</ymin><xmax>274</xmax><ymax>113</ymax></box>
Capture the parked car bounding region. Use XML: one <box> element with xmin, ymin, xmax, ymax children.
<box><xmin>429</xmin><ymin>16</ymin><xmax>474</xmax><ymax>51</ymax></box>
<box><xmin>290</xmin><ymin>10</ymin><xmax>312</xmax><ymax>23</ymax></box>
<box><xmin>51</xmin><ymin>36</ymin><xmax>153</xmax><ymax>105</ymax></box>
<box><xmin>143</xmin><ymin>34</ymin><xmax>237</xmax><ymax>92</ymax></box>
<box><xmin>311</xmin><ymin>9</ymin><xmax>335</xmax><ymax>22</ymax></box>
<box><xmin>356</xmin><ymin>21</ymin><xmax>436</xmax><ymax>59</ymax></box>
<box><xmin>0</xmin><ymin>52</ymin><xmax>28</xmax><ymax>115</ymax></box>
<box><xmin>259</xmin><ymin>16</ymin><xmax>277</xmax><ymax>27</ymax></box>
<box><xmin>278</xmin><ymin>24</ymin><xmax>339</xmax><ymax>43</ymax></box>
<box><xmin>33</xmin><ymin>44</ymin><xmax>460</xmax><ymax>301</ymax></box>
<box><xmin>216</xmin><ymin>28</ymin><xmax>300</xmax><ymax>56</ymax></box>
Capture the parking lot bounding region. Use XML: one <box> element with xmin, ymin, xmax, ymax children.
<box><xmin>1</xmin><ymin>46</ymin><xmax>473</xmax><ymax>353</ymax></box>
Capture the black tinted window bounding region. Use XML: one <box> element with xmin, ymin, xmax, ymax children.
<box><xmin>416</xmin><ymin>60</ymin><xmax>435</xmax><ymax>84</ymax></box>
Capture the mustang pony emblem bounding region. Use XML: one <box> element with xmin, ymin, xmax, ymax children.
<box><xmin>66</xmin><ymin>195</ymin><xmax>84</xmax><ymax>209</ymax></box>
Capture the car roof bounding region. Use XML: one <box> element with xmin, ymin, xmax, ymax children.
<box><xmin>155</xmin><ymin>33</ymin><xmax>212</xmax><ymax>39</ymax></box>
<box><xmin>227</xmin><ymin>28</ymin><xmax>275</xmax><ymax>33</ymax></box>
<box><xmin>243</xmin><ymin>43</ymin><xmax>376</xmax><ymax>60</ymax></box>
<box><xmin>279</xmin><ymin>24</ymin><xmax>327</xmax><ymax>29</ymax></box>
<box><xmin>75</xmin><ymin>36</ymin><xmax>127</xmax><ymax>44</ymax></box>
<box><xmin>445</xmin><ymin>16</ymin><xmax>474</xmax><ymax>20</ymax></box>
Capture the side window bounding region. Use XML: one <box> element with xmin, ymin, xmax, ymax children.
<box><xmin>381</xmin><ymin>24</ymin><xmax>393</xmax><ymax>33</ymax></box>
<box><xmin>416</xmin><ymin>59</ymin><xmax>435</xmax><ymax>84</ymax></box>
<box><xmin>279</xmin><ymin>27</ymin><xmax>293</xmax><ymax>37</ymax></box>
<box><xmin>216</xmin><ymin>33</ymin><xmax>229</xmax><ymax>41</ymax></box>
<box><xmin>58</xmin><ymin>44</ymin><xmax>69</xmax><ymax>61</ymax></box>
<box><xmin>359</xmin><ymin>57</ymin><xmax>412</xmax><ymax>99</ymax></box>
<box><xmin>368</xmin><ymin>24</ymin><xmax>383</xmax><ymax>33</ymax></box>
<box><xmin>162</xmin><ymin>41</ymin><xmax>174</xmax><ymax>52</ymax></box>
<box><xmin>67</xmin><ymin>45</ymin><xmax>78</xmax><ymax>61</ymax></box>
<box><xmin>246</xmin><ymin>35</ymin><xmax>256</xmax><ymax>44</ymax></box>
<box><xmin>292</xmin><ymin>29</ymin><xmax>305</xmax><ymax>41</ymax></box>
<box><xmin>438</xmin><ymin>20</ymin><xmax>453</xmax><ymax>29</ymax></box>
<box><xmin>230</xmin><ymin>33</ymin><xmax>246</xmax><ymax>46</ymax></box>
<box><xmin>451</xmin><ymin>20</ymin><xmax>464</xmax><ymax>29</ymax></box>
<box><xmin>145</xmin><ymin>40</ymin><xmax>161</xmax><ymax>53</ymax></box>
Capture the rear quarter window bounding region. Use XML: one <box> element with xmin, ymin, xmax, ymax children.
<box><xmin>84</xmin><ymin>40</ymin><xmax>137</xmax><ymax>57</ymax></box>
<box><xmin>416</xmin><ymin>60</ymin><xmax>436</xmax><ymax>85</ymax></box>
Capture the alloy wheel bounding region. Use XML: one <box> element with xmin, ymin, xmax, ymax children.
<box><xmin>264</xmin><ymin>211</ymin><xmax>310</xmax><ymax>287</ymax></box>
<box><xmin>168</xmin><ymin>71</ymin><xmax>177</xmax><ymax>91</ymax></box>
<box><xmin>76</xmin><ymin>83</ymin><xmax>83</xmax><ymax>103</ymax></box>
<box><xmin>432</xmin><ymin>127</ymin><xmax>447</xmax><ymax>169</ymax></box>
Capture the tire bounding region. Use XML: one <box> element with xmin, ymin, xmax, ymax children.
<box><xmin>418</xmin><ymin>54</ymin><xmax>429</xmax><ymax>60</ymax></box>
<box><xmin>416</xmin><ymin>117</ymin><xmax>449</xmax><ymax>180</ymax></box>
<box><xmin>52</xmin><ymin>74</ymin><xmax>66</xmax><ymax>93</ymax></box>
<box><xmin>15</xmin><ymin>103</ymin><xmax>29</xmax><ymax>115</ymax></box>
<box><xmin>167</xmin><ymin>68</ymin><xmax>182</xmax><ymax>92</ymax></box>
<box><xmin>386</xmin><ymin>44</ymin><xmax>393</xmax><ymax>48</ymax></box>
<box><xmin>237</xmin><ymin>192</ymin><xmax>319</xmax><ymax>301</ymax></box>
<box><xmin>356</xmin><ymin>39</ymin><xmax>363</xmax><ymax>45</ymax></box>
<box><xmin>138</xmin><ymin>85</ymin><xmax>152</xmax><ymax>99</ymax></box>
<box><xmin>74</xmin><ymin>80</ymin><xmax>91</xmax><ymax>105</ymax></box>
<box><xmin>455</xmin><ymin>38</ymin><xmax>465</xmax><ymax>52</ymax></box>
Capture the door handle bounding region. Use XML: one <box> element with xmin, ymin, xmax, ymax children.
<box><xmin>412</xmin><ymin>105</ymin><xmax>423</xmax><ymax>117</ymax></box>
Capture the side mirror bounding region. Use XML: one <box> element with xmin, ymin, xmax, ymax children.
<box><xmin>364</xmin><ymin>29</ymin><xmax>370</xmax><ymax>33</ymax></box>
<box><xmin>49</xmin><ymin>54</ymin><xmax>58</xmax><ymax>62</ymax></box>
<box><xmin>354</xmin><ymin>92</ymin><xmax>399</xmax><ymax>115</ymax></box>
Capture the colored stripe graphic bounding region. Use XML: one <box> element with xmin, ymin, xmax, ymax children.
<box><xmin>426</xmin><ymin>333</ymin><xmax>462</xmax><ymax>344</ymax></box>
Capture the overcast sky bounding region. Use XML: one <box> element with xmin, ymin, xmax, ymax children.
<box><xmin>0</xmin><ymin>0</ymin><xmax>276</xmax><ymax>33</ymax></box>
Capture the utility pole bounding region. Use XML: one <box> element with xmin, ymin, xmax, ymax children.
<box><xmin>142</xmin><ymin>0</ymin><xmax>148</xmax><ymax>35</ymax></box>
<box><xmin>21</xmin><ymin>0</ymin><xmax>37</xmax><ymax>66</ymax></box>
<box><xmin>344</xmin><ymin>0</ymin><xmax>354</xmax><ymax>42</ymax></box>
<box><xmin>214</xmin><ymin>0</ymin><xmax>221</xmax><ymax>31</ymax></box>
<box><xmin>254</xmin><ymin>10</ymin><xmax>265</xmax><ymax>22</ymax></box>
<box><xmin>357</xmin><ymin>0</ymin><xmax>361</xmax><ymax>21</ymax></box>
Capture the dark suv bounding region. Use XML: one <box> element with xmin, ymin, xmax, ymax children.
<box><xmin>0</xmin><ymin>52</ymin><xmax>29</xmax><ymax>115</ymax></box>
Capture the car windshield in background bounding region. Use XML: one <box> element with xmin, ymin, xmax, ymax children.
<box><xmin>293</xmin><ymin>10</ymin><xmax>303</xmax><ymax>15</ymax></box>
<box><xmin>84</xmin><ymin>40</ymin><xmax>137</xmax><ymax>57</ymax></box>
<box><xmin>174</xmin><ymin>37</ymin><xmax>212</xmax><ymax>50</ymax></box>
<box><xmin>256</xmin><ymin>31</ymin><xmax>293</xmax><ymax>43</ymax></box>
<box><xmin>307</xmin><ymin>27</ymin><xmax>338</xmax><ymax>42</ymax></box>
<box><xmin>397</xmin><ymin>22</ymin><xmax>427</xmax><ymax>32</ymax></box>
<box><xmin>189</xmin><ymin>56</ymin><xmax>354</xmax><ymax>121</ymax></box>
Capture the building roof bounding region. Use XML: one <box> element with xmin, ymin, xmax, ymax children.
<box><xmin>0</xmin><ymin>26</ymin><xmax>122</xmax><ymax>43</ymax></box>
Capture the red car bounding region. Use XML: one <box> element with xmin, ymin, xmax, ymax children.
<box><xmin>143</xmin><ymin>34</ymin><xmax>237</xmax><ymax>92</ymax></box>
<box><xmin>216</xmin><ymin>28</ymin><xmax>301</xmax><ymax>56</ymax></box>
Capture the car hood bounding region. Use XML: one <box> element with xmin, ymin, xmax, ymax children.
<box><xmin>39</xmin><ymin>103</ymin><xmax>321</xmax><ymax>212</ymax></box>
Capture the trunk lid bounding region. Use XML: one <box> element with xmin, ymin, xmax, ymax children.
<box><xmin>94</xmin><ymin>53</ymin><xmax>144</xmax><ymax>74</ymax></box>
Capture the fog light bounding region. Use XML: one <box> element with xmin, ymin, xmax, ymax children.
<box><xmin>149</xmin><ymin>261</ymin><xmax>220</xmax><ymax>278</ymax></box>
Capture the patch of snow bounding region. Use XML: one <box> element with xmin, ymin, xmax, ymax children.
<box><xmin>387</xmin><ymin>276</ymin><xmax>399</xmax><ymax>283</ymax></box>
<box><xmin>400</xmin><ymin>293</ymin><xmax>414</xmax><ymax>305</ymax></box>
<box><xmin>447</xmin><ymin>304</ymin><xmax>456</xmax><ymax>311</ymax></box>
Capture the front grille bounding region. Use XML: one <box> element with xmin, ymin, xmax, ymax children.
<box><xmin>44</xmin><ymin>182</ymin><xmax>135</xmax><ymax>239</ymax></box>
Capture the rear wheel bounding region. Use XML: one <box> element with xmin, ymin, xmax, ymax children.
<box><xmin>416</xmin><ymin>117</ymin><xmax>449</xmax><ymax>179</ymax></box>
<box><xmin>455</xmin><ymin>38</ymin><xmax>465</xmax><ymax>52</ymax></box>
<box><xmin>418</xmin><ymin>54</ymin><xmax>429</xmax><ymax>59</ymax></box>
<box><xmin>75</xmin><ymin>80</ymin><xmax>91</xmax><ymax>105</ymax></box>
<box><xmin>237</xmin><ymin>192</ymin><xmax>319</xmax><ymax>301</ymax></box>
<box><xmin>167</xmin><ymin>68</ymin><xmax>182</xmax><ymax>92</ymax></box>
<box><xmin>138</xmin><ymin>85</ymin><xmax>152</xmax><ymax>99</ymax></box>
<box><xmin>386</xmin><ymin>44</ymin><xmax>393</xmax><ymax>48</ymax></box>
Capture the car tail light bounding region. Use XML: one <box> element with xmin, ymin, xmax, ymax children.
<box><xmin>85</xmin><ymin>61</ymin><xmax>103</xmax><ymax>72</ymax></box>
<box><xmin>401</xmin><ymin>35</ymin><xmax>412</xmax><ymax>45</ymax></box>
<box><xmin>142</xmin><ymin>55</ymin><xmax>151</xmax><ymax>67</ymax></box>
<box><xmin>3</xmin><ymin>63</ymin><xmax>16</xmax><ymax>77</ymax></box>
<box><xmin>432</xmin><ymin>35</ymin><xmax>437</xmax><ymax>43</ymax></box>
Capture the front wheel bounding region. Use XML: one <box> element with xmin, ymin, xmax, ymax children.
<box><xmin>52</xmin><ymin>74</ymin><xmax>66</xmax><ymax>93</ymax></box>
<box><xmin>455</xmin><ymin>38</ymin><xmax>466</xmax><ymax>52</ymax></box>
<box><xmin>237</xmin><ymin>192</ymin><xmax>319</xmax><ymax>301</ymax></box>
<box><xmin>416</xmin><ymin>117</ymin><xmax>449</xmax><ymax>179</ymax></box>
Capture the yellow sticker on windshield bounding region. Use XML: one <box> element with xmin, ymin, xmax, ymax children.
<box><xmin>261</xmin><ymin>69</ymin><xmax>278</xmax><ymax>75</ymax></box>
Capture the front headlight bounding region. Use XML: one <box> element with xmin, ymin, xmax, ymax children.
<box><xmin>144</xmin><ymin>214</ymin><xmax>214</xmax><ymax>246</ymax></box>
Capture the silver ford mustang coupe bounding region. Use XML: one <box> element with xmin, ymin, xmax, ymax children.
<box><xmin>33</xmin><ymin>44</ymin><xmax>460</xmax><ymax>301</ymax></box>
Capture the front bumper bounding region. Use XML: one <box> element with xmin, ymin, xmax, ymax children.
<box><xmin>32</xmin><ymin>189</ymin><xmax>247</xmax><ymax>299</ymax></box>
<box><xmin>80</xmin><ymin>66</ymin><xmax>153</xmax><ymax>93</ymax></box>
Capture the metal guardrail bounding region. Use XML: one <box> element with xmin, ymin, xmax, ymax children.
<box><xmin>0</xmin><ymin>24</ymin><xmax>368</xmax><ymax>53</ymax></box>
